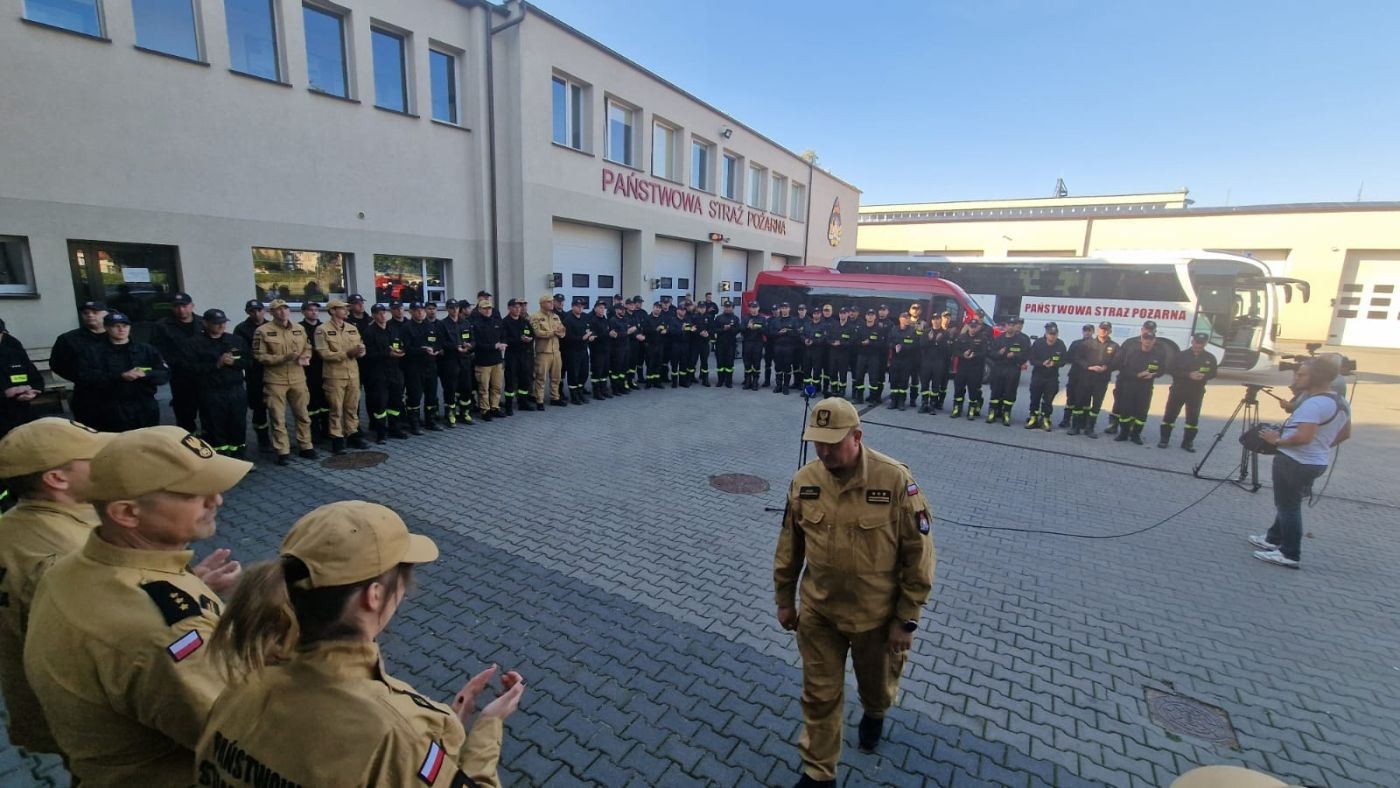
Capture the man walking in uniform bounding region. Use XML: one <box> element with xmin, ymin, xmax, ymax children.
<box><xmin>314</xmin><ymin>299</ymin><xmax>368</xmax><ymax>454</ymax></box>
<box><xmin>530</xmin><ymin>294</ymin><xmax>566</xmax><ymax>407</ymax></box>
<box><xmin>774</xmin><ymin>398</ymin><xmax>935</xmax><ymax>787</ymax></box>
<box><xmin>150</xmin><ymin>292</ymin><xmax>202</xmax><ymax>433</ymax></box>
<box><xmin>252</xmin><ymin>300</ymin><xmax>316</xmax><ymax>465</ymax></box>
<box><xmin>1159</xmin><ymin>332</ymin><xmax>1218</xmax><ymax>451</ymax></box>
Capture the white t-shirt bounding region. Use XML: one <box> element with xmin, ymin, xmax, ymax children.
<box><xmin>1279</xmin><ymin>393</ymin><xmax>1349</xmax><ymax>466</ymax></box>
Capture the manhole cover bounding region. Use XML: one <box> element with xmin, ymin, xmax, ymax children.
<box><xmin>709</xmin><ymin>473</ymin><xmax>770</xmax><ymax>495</ymax></box>
<box><xmin>321</xmin><ymin>451</ymin><xmax>389</xmax><ymax>470</ymax></box>
<box><xmin>1145</xmin><ymin>688</ymin><xmax>1238</xmax><ymax>748</ymax></box>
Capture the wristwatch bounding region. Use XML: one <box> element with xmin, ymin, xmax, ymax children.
<box><xmin>901</xmin><ymin>620</ymin><xmax>918</xmax><ymax>633</ymax></box>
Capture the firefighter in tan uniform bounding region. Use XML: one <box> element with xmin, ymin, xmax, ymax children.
<box><xmin>23</xmin><ymin>426</ymin><xmax>251</xmax><ymax>787</ymax></box>
<box><xmin>529</xmin><ymin>293</ymin><xmax>567</xmax><ymax>407</ymax></box>
<box><xmin>196</xmin><ymin>501</ymin><xmax>525</xmax><ymax>787</ymax></box>
<box><xmin>315</xmin><ymin>298</ymin><xmax>369</xmax><ymax>454</ymax></box>
<box><xmin>252</xmin><ymin>298</ymin><xmax>315</xmax><ymax>465</ymax></box>
<box><xmin>774</xmin><ymin>397</ymin><xmax>936</xmax><ymax>787</ymax></box>
<box><xmin>0</xmin><ymin>418</ymin><xmax>112</xmax><ymax>755</ymax></box>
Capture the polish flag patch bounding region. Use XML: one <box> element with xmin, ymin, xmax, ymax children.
<box><xmin>166</xmin><ymin>630</ymin><xmax>203</xmax><ymax>662</ymax></box>
<box><xmin>418</xmin><ymin>740</ymin><xmax>445</xmax><ymax>784</ymax></box>
<box><xmin>907</xmin><ymin>482</ymin><xmax>920</xmax><ymax>497</ymax></box>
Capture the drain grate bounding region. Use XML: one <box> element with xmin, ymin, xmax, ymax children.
<box><xmin>320</xmin><ymin>451</ymin><xmax>389</xmax><ymax>470</ymax></box>
<box><xmin>1145</xmin><ymin>688</ymin><xmax>1238</xmax><ymax>748</ymax></box>
<box><xmin>709</xmin><ymin>473</ymin><xmax>770</xmax><ymax>495</ymax></box>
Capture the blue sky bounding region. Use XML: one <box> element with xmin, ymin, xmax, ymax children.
<box><xmin>532</xmin><ymin>0</ymin><xmax>1400</xmax><ymax>207</ymax></box>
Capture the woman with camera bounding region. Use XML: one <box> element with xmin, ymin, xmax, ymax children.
<box><xmin>1248</xmin><ymin>357</ymin><xmax>1351</xmax><ymax>569</ymax></box>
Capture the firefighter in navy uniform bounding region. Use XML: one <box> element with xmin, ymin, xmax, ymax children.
<box><xmin>76</xmin><ymin>312</ymin><xmax>170</xmax><ymax>432</ymax></box>
<box><xmin>874</xmin><ymin>304</ymin><xmax>893</xmax><ymax>390</ymax></box>
<box><xmin>801</xmin><ymin>308</ymin><xmax>830</xmax><ymax>394</ymax></box>
<box><xmin>562</xmin><ymin>299</ymin><xmax>592</xmax><ymax>403</ymax></box>
<box><xmin>768</xmin><ymin>303</ymin><xmax>800</xmax><ymax>395</ymax></box>
<box><xmin>688</xmin><ymin>301</ymin><xmax>713</xmax><ymax>386</ymax></box>
<box><xmin>710</xmin><ymin>301</ymin><xmax>741</xmax><ymax>388</ymax></box>
<box><xmin>192</xmin><ymin>309</ymin><xmax>252</xmax><ymax>457</ymax></box>
<box><xmin>471</xmin><ymin>298</ymin><xmax>508</xmax><ymax>418</ymax></box>
<box><xmin>298</xmin><ymin>302</ymin><xmax>331</xmax><ymax>442</ymax></box>
<box><xmin>761</xmin><ymin>304</ymin><xmax>777</xmax><ymax>388</ymax></box>
<box><xmin>362</xmin><ymin>304</ymin><xmax>408</xmax><ymax>442</ymax></box>
<box><xmin>642</xmin><ymin>301</ymin><xmax>668</xmax><ymax>388</ymax></box>
<box><xmin>826</xmin><ymin>307</ymin><xmax>855</xmax><ymax>399</ymax></box>
<box><xmin>665</xmin><ymin>303</ymin><xmax>690</xmax><ymax>388</ymax></box>
<box><xmin>950</xmin><ymin>317</ymin><xmax>990</xmax><ymax>419</ymax></box>
<box><xmin>587</xmin><ymin>301</ymin><xmax>613</xmax><ymax>399</ymax></box>
<box><xmin>1159</xmin><ymin>332</ymin><xmax>1218</xmax><ymax>451</ymax></box>
<box><xmin>1025</xmin><ymin>323</ymin><xmax>1068</xmax><ymax>431</ymax></box>
<box><xmin>885</xmin><ymin>312</ymin><xmax>918</xmax><ymax>410</ymax></box>
<box><xmin>1112</xmin><ymin>322</ymin><xmax>1169</xmax><ymax>444</ymax></box>
<box><xmin>607</xmin><ymin>302</ymin><xmax>634</xmax><ymax>394</ymax></box>
<box><xmin>917</xmin><ymin>311</ymin><xmax>954</xmax><ymax>413</ymax></box>
<box><xmin>48</xmin><ymin>301</ymin><xmax>108</xmax><ymax>428</ymax></box>
<box><xmin>400</xmin><ymin>303</ymin><xmax>442</xmax><ymax>434</ymax></box>
<box><xmin>986</xmin><ymin>317</ymin><xmax>1029</xmax><ymax>426</ymax></box>
<box><xmin>150</xmin><ymin>292</ymin><xmax>201</xmax><ymax>433</ymax></box>
<box><xmin>739</xmin><ymin>302</ymin><xmax>767</xmax><ymax>390</ymax></box>
<box><xmin>1059</xmin><ymin>324</ymin><xmax>1094</xmax><ymax>428</ymax></box>
<box><xmin>1067</xmin><ymin>322</ymin><xmax>1120</xmax><ymax>438</ymax></box>
<box><xmin>851</xmin><ymin>309</ymin><xmax>885</xmax><ymax>403</ymax></box>
<box><xmin>431</xmin><ymin>301</ymin><xmax>461</xmax><ymax>425</ymax></box>
<box><xmin>504</xmin><ymin>299</ymin><xmax>538</xmax><ymax>410</ymax></box>
<box><xmin>791</xmin><ymin>305</ymin><xmax>808</xmax><ymax>391</ymax></box>
<box><xmin>443</xmin><ymin>300</ymin><xmax>476</xmax><ymax>424</ymax></box>
<box><xmin>0</xmin><ymin>321</ymin><xmax>43</xmax><ymax>440</ymax></box>
<box><xmin>234</xmin><ymin>300</ymin><xmax>272</xmax><ymax>452</ymax></box>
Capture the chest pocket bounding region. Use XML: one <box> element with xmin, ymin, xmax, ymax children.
<box><xmin>852</xmin><ymin>514</ymin><xmax>897</xmax><ymax>573</ymax></box>
<box><xmin>260</xmin><ymin>331</ymin><xmax>286</xmax><ymax>357</ymax></box>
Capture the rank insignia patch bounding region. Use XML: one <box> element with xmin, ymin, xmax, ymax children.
<box><xmin>798</xmin><ymin>486</ymin><xmax>821</xmax><ymax>500</ymax></box>
<box><xmin>866</xmin><ymin>490</ymin><xmax>891</xmax><ymax>504</ymax></box>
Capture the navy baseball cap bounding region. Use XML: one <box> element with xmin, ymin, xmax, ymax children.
<box><xmin>445</xmin><ymin>298</ymin><xmax>459</xmax><ymax>308</ymax></box>
<box><xmin>348</xmin><ymin>294</ymin><xmax>366</xmax><ymax>304</ymax></box>
<box><xmin>171</xmin><ymin>292</ymin><xmax>193</xmax><ymax>306</ymax></box>
<box><xmin>1044</xmin><ymin>322</ymin><xmax>1059</xmax><ymax>333</ymax></box>
<box><xmin>202</xmin><ymin>308</ymin><xmax>229</xmax><ymax>324</ymax></box>
<box><xmin>104</xmin><ymin>312</ymin><xmax>131</xmax><ymax>326</ymax></box>
<box><xmin>245</xmin><ymin>299</ymin><xmax>265</xmax><ymax>312</ymax></box>
<box><xmin>1192</xmin><ymin>332</ymin><xmax>1209</xmax><ymax>342</ymax></box>
<box><xmin>389</xmin><ymin>300</ymin><xmax>404</xmax><ymax>309</ymax></box>
<box><xmin>1082</xmin><ymin>323</ymin><xmax>1094</xmax><ymax>332</ymax></box>
<box><xmin>79</xmin><ymin>300</ymin><xmax>108</xmax><ymax>312</ymax></box>
<box><xmin>553</xmin><ymin>293</ymin><xmax>565</xmax><ymax>301</ymax></box>
<box><xmin>1142</xmin><ymin>320</ymin><xmax>1158</xmax><ymax>330</ymax></box>
<box><xmin>371</xmin><ymin>303</ymin><xmax>388</xmax><ymax>313</ymax></box>
<box><xmin>410</xmin><ymin>301</ymin><xmax>425</xmax><ymax>310</ymax></box>
<box><xmin>1008</xmin><ymin>316</ymin><xmax>1024</xmax><ymax>325</ymax></box>
<box><xmin>1099</xmin><ymin>321</ymin><xmax>1113</xmax><ymax>330</ymax></box>
<box><xmin>301</xmin><ymin>301</ymin><xmax>321</xmax><ymax>310</ymax></box>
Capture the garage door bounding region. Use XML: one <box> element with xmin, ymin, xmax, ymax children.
<box><xmin>553</xmin><ymin>221</ymin><xmax>621</xmax><ymax>308</ymax></box>
<box><xmin>654</xmin><ymin>238</ymin><xmax>694</xmax><ymax>304</ymax></box>
<box><xmin>717</xmin><ymin>247</ymin><xmax>747</xmax><ymax>307</ymax></box>
<box><xmin>1330</xmin><ymin>252</ymin><xmax>1400</xmax><ymax>348</ymax></box>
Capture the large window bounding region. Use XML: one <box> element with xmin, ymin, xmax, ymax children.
<box><xmin>68</xmin><ymin>241</ymin><xmax>181</xmax><ymax>325</ymax></box>
<box><xmin>747</xmin><ymin>164</ymin><xmax>767</xmax><ymax>209</ymax></box>
<box><xmin>132</xmin><ymin>0</ymin><xmax>200</xmax><ymax>60</ymax></box>
<box><xmin>551</xmin><ymin>75</ymin><xmax>585</xmax><ymax>150</ymax></box>
<box><xmin>652</xmin><ymin>120</ymin><xmax>679</xmax><ymax>181</ymax></box>
<box><xmin>303</xmin><ymin>4</ymin><xmax>348</xmax><ymax>98</ymax></box>
<box><xmin>374</xmin><ymin>255</ymin><xmax>446</xmax><ymax>304</ymax></box>
<box><xmin>23</xmin><ymin>0</ymin><xmax>103</xmax><ymax>37</ymax></box>
<box><xmin>770</xmin><ymin>174</ymin><xmax>788</xmax><ymax>216</ymax></box>
<box><xmin>429</xmin><ymin>49</ymin><xmax>457</xmax><ymax>123</ymax></box>
<box><xmin>226</xmin><ymin>0</ymin><xmax>280</xmax><ymax>81</ymax></box>
<box><xmin>721</xmin><ymin>153</ymin><xmax>739</xmax><ymax>200</ymax></box>
<box><xmin>252</xmin><ymin>247</ymin><xmax>350</xmax><ymax>304</ymax></box>
<box><xmin>605</xmin><ymin>99</ymin><xmax>635</xmax><ymax>166</ymax></box>
<box><xmin>0</xmin><ymin>236</ymin><xmax>37</xmax><ymax>296</ymax></box>
<box><xmin>371</xmin><ymin>27</ymin><xmax>408</xmax><ymax>113</ymax></box>
<box><xmin>691</xmin><ymin>139</ymin><xmax>712</xmax><ymax>192</ymax></box>
<box><xmin>790</xmin><ymin>183</ymin><xmax>806</xmax><ymax>221</ymax></box>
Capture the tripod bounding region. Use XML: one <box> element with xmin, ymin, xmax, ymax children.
<box><xmin>795</xmin><ymin>383</ymin><xmax>819</xmax><ymax>469</ymax></box>
<box><xmin>1192</xmin><ymin>384</ymin><xmax>1266</xmax><ymax>492</ymax></box>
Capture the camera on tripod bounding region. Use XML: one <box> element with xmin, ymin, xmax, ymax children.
<box><xmin>1278</xmin><ymin>342</ymin><xmax>1357</xmax><ymax>375</ymax></box>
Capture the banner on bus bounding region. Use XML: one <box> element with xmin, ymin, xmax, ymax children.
<box><xmin>1018</xmin><ymin>297</ymin><xmax>1194</xmax><ymax>333</ymax></box>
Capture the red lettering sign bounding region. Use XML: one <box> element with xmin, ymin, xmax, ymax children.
<box><xmin>600</xmin><ymin>168</ymin><xmax>787</xmax><ymax>236</ymax></box>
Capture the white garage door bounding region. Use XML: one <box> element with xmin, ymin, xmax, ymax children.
<box><xmin>716</xmin><ymin>247</ymin><xmax>747</xmax><ymax>307</ymax></box>
<box><xmin>553</xmin><ymin>221</ymin><xmax>622</xmax><ymax>308</ymax></box>
<box><xmin>654</xmin><ymin>237</ymin><xmax>694</xmax><ymax>304</ymax></box>
<box><xmin>1330</xmin><ymin>252</ymin><xmax>1400</xmax><ymax>348</ymax></box>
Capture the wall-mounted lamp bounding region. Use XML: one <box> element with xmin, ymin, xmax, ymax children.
<box><xmin>708</xmin><ymin>232</ymin><xmax>729</xmax><ymax>243</ymax></box>
<box><xmin>720</xmin><ymin>126</ymin><xmax>733</xmax><ymax>139</ymax></box>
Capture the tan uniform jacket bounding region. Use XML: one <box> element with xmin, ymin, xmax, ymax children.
<box><xmin>0</xmin><ymin>499</ymin><xmax>99</xmax><ymax>752</ymax></box>
<box><xmin>774</xmin><ymin>447</ymin><xmax>936</xmax><ymax>631</ymax></box>
<box><xmin>528</xmin><ymin>310</ymin><xmax>563</xmax><ymax>354</ymax></box>
<box><xmin>24</xmin><ymin>532</ymin><xmax>225</xmax><ymax>787</ymax></box>
<box><xmin>195</xmin><ymin>641</ymin><xmax>503</xmax><ymax>787</ymax></box>
<box><xmin>252</xmin><ymin>321</ymin><xmax>309</xmax><ymax>385</ymax></box>
<box><xmin>314</xmin><ymin>320</ymin><xmax>364</xmax><ymax>381</ymax></box>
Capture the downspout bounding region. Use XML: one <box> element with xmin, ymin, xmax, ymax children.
<box><xmin>485</xmin><ymin>1</ymin><xmax>526</xmax><ymax>295</ymax></box>
<box><xmin>802</xmin><ymin>159</ymin><xmax>814</xmax><ymax>264</ymax></box>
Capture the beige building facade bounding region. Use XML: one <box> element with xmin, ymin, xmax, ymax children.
<box><xmin>858</xmin><ymin>193</ymin><xmax>1400</xmax><ymax>347</ymax></box>
<box><xmin>0</xmin><ymin>0</ymin><xmax>858</xmax><ymax>355</ymax></box>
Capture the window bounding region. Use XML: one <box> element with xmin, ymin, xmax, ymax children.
<box><xmin>691</xmin><ymin>139</ymin><xmax>713</xmax><ymax>192</ymax></box>
<box><xmin>371</xmin><ymin>27</ymin><xmax>408</xmax><ymax>113</ymax></box>
<box><xmin>652</xmin><ymin>120</ymin><xmax>679</xmax><ymax>181</ymax></box>
<box><xmin>373</xmin><ymin>255</ymin><xmax>446</xmax><ymax>304</ymax></box>
<box><xmin>551</xmin><ymin>75</ymin><xmax>585</xmax><ymax>150</ymax></box>
<box><xmin>428</xmin><ymin>49</ymin><xmax>457</xmax><ymax>123</ymax></box>
<box><xmin>226</xmin><ymin>0</ymin><xmax>280</xmax><ymax>81</ymax></box>
<box><xmin>303</xmin><ymin>4</ymin><xmax>348</xmax><ymax>98</ymax></box>
<box><xmin>252</xmin><ymin>247</ymin><xmax>349</xmax><ymax>304</ymax></box>
<box><xmin>132</xmin><ymin>0</ymin><xmax>200</xmax><ymax>60</ymax></box>
<box><xmin>550</xmin><ymin>272</ymin><xmax>563</xmax><ymax>288</ymax></box>
<box><xmin>678</xmin><ymin>278</ymin><xmax>690</xmax><ymax>290</ymax></box>
<box><xmin>790</xmin><ymin>183</ymin><xmax>806</xmax><ymax>220</ymax></box>
<box><xmin>770</xmin><ymin>174</ymin><xmax>788</xmax><ymax>216</ymax></box>
<box><xmin>0</xmin><ymin>236</ymin><xmax>37</xmax><ymax>296</ymax></box>
<box><xmin>571</xmin><ymin>274</ymin><xmax>590</xmax><ymax>288</ymax></box>
<box><xmin>598</xmin><ymin>275</ymin><xmax>615</xmax><ymax>290</ymax></box>
<box><xmin>605</xmin><ymin>99</ymin><xmax>635</xmax><ymax>166</ymax></box>
<box><xmin>721</xmin><ymin>153</ymin><xmax>739</xmax><ymax>200</ymax></box>
<box><xmin>24</xmin><ymin>0</ymin><xmax>103</xmax><ymax>37</ymax></box>
<box><xmin>658</xmin><ymin>277</ymin><xmax>673</xmax><ymax>289</ymax></box>
<box><xmin>748</xmin><ymin>164</ymin><xmax>767</xmax><ymax>209</ymax></box>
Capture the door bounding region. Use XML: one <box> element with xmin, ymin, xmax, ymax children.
<box><xmin>68</xmin><ymin>240</ymin><xmax>182</xmax><ymax>341</ymax></box>
<box><xmin>1330</xmin><ymin>252</ymin><xmax>1400</xmax><ymax>348</ymax></box>
<box><xmin>552</xmin><ymin>221</ymin><xmax>622</xmax><ymax>308</ymax></box>
<box><xmin>716</xmin><ymin>247</ymin><xmax>747</xmax><ymax>308</ymax></box>
<box><xmin>653</xmin><ymin>237</ymin><xmax>694</xmax><ymax>304</ymax></box>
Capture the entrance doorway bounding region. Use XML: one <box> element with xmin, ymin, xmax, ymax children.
<box><xmin>68</xmin><ymin>240</ymin><xmax>182</xmax><ymax>339</ymax></box>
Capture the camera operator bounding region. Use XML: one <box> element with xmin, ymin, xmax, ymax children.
<box><xmin>1247</xmin><ymin>356</ymin><xmax>1351</xmax><ymax>569</ymax></box>
<box><xmin>1280</xmin><ymin>351</ymin><xmax>1350</xmax><ymax>412</ymax></box>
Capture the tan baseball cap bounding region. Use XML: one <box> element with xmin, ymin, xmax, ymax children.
<box><xmin>87</xmin><ymin>426</ymin><xmax>252</xmax><ymax>500</ymax></box>
<box><xmin>0</xmin><ymin>418</ymin><xmax>115</xmax><ymax>478</ymax></box>
<box><xmin>1171</xmin><ymin>766</ymin><xmax>1290</xmax><ymax>788</ymax></box>
<box><xmin>802</xmin><ymin>397</ymin><xmax>861</xmax><ymax>443</ymax></box>
<box><xmin>539</xmin><ymin>293</ymin><xmax>554</xmax><ymax>305</ymax></box>
<box><xmin>326</xmin><ymin>299</ymin><xmax>349</xmax><ymax>309</ymax></box>
<box><xmin>280</xmin><ymin>501</ymin><xmax>439</xmax><ymax>588</ymax></box>
<box><xmin>477</xmin><ymin>298</ymin><xmax>493</xmax><ymax>309</ymax></box>
<box><xmin>268</xmin><ymin>298</ymin><xmax>289</xmax><ymax>310</ymax></box>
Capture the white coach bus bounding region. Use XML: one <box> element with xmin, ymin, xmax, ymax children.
<box><xmin>835</xmin><ymin>250</ymin><xmax>1308</xmax><ymax>371</ymax></box>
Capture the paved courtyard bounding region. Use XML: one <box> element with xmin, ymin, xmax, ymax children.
<box><xmin>3</xmin><ymin>357</ymin><xmax>1398</xmax><ymax>787</ymax></box>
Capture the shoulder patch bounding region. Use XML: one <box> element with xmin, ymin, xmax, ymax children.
<box><xmin>167</xmin><ymin>630</ymin><xmax>204</xmax><ymax>661</ymax></box>
<box><xmin>866</xmin><ymin>490</ymin><xmax>892</xmax><ymax>505</ymax></box>
<box><xmin>419</xmin><ymin>740</ymin><xmax>446</xmax><ymax>784</ymax></box>
<box><xmin>917</xmin><ymin>511</ymin><xmax>931</xmax><ymax>535</ymax></box>
<box><xmin>798</xmin><ymin>486</ymin><xmax>821</xmax><ymax>500</ymax></box>
<box><xmin>907</xmin><ymin>482</ymin><xmax>919</xmax><ymax>497</ymax></box>
<box><xmin>141</xmin><ymin>580</ymin><xmax>202</xmax><ymax>626</ymax></box>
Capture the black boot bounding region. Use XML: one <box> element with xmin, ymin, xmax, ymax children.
<box><xmin>896</xmin><ymin>394</ymin><xmax>907</xmax><ymax>411</ymax></box>
<box><xmin>331</xmin><ymin>436</ymin><xmax>346</xmax><ymax>455</ymax></box>
<box><xmin>374</xmin><ymin>424</ymin><xmax>388</xmax><ymax>444</ymax></box>
<box><xmin>1130</xmin><ymin>424</ymin><xmax>1145</xmax><ymax>445</ymax></box>
<box><xmin>1068</xmin><ymin>412</ymin><xmax>1082</xmax><ymax>436</ymax></box>
<box><xmin>887</xmin><ymin>394</ymin><xmax>899</xmax><ymax>410</ymax></box>
<box><xmin>1114</xmin><ymin>420</ymin><xmax>1131</xmax><ymax>442</ymax></box>
<box><xmin>1083</xmin><ymin>414</ymin><xmax>1099</xmax><ymax>439</ymax></box>
<box><xmin>256</xmin><ymin>427</ymin><xmax>273</xmax><ymax>454</ymax></box>
<box><xmin>1181</xmin><ymin>430</ymin><xmax>1197</xmax><ymax>453</ymax></box>
<box><xmin>1158</xmin><ymin>424</ymin><xmax>1173</xmax><ymax>449</ymax></box>
<box><xmin>347</xmin><ymin>433</ymin><xmax>369</xmax><ymax>450</ymax></box>
<box><xmin>919</xmin><ymin>397</ymin><xmax>931</xmax><ymax>414</ymax></box>
<box><xmin>424</xmin><ymin>410</ymin><xmax>442</xmax><ymax>431</ymax></box>
<box><xmin>388</xmin><ymin>416</ymin><xmax>409</xmax><ymax>440</ymax></box>
<box><xmin>700</xmin><ymin>373</ymin><xmax>710</xmax><ymax>387</ymax></box>
<box><xmin>1059</xmin><ymin>409</ymin><xmax>1072</xmax><ymax>428</ymax></box>
<box><xmin>1105</xmin><ymin>418</ymin><xmax>1119</xmax><ymax>436</ymax></box>
<box><xmin>858</xmin><ymin>714</ymin><xmax>885</xmax><ymax>754</ymax></box>
<box><xmin>407</xmin><ymin>411</ymin><xmax>423</xmax><ymax>436</ymax></box>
